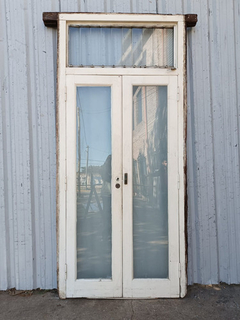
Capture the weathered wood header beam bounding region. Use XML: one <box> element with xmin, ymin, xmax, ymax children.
<box><xmin>42</xmin><ymin>12</ymin><xmax>197</xmax><ymax>28</ymax></box>
<box><xmin>43</xmin><ymin>12</ymin><xmax>58</xmax><ymax>28</ymax></box>
<box><xmin>185</xmin><ymin>14</ymin><xmax>198</xmax><ymax>27</ymax></box>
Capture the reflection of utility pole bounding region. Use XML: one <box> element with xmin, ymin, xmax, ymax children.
<box><xmin>86</xmin><ymin>146</ymin><xmax>89</xmax><ymax>189</ymax></box>
<box><xmin>77</xmin><ymin>108</ymin><xmax>80</xmax><ymax>191</ymax></box>
<box><xmin>143</xmin><ymin>87</ymin><xmax>150</xmax><ymax>174</ymax></box>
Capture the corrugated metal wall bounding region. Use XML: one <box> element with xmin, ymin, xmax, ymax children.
<box><xmin>0</xmin><ymin>0</ymin><xmax>239</xmax><ymax>290</ymax></box>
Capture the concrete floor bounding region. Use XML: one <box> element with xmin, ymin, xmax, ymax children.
<box><xmin>1</xmin><ymin>285</ymin><xmax>240</xmax><ymax>320</ymax></box>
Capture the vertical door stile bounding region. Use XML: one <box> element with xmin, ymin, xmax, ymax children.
<box><xmin>111</xmin><ymin>75</ymin><xmax>123</xmax><ymax>297</ymax></box>
<box><xmin>58</xmin><ymin>18</ymin><xmax>67</xmax><ymax>299</ymax></box>
<box><xmin>122</xmin><ymin>77</ymin><xmax>134</xmax><ymax>298</ymax></box>
<box><xmin>66</xmin><ymin>75</ymin><xmax>77</xmax><ymax>297</ymax></box>
<box><xmin>167</xmin><ymin>76</ymin><xmax>180</xmax><ymax>295</ymax></box>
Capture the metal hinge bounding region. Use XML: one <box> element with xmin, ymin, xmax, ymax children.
<box><xmin>178</xmin><ymin>263</ymin><xmax>181</xmax><ymax>278</ymax></box>
<box><xmin>65</xmin><ymin>263</ymin><xmax>67</xmax><ymax>280</ymax></box>
<box><xmin>65</xmin><ymin>87</ymin><xmax>67</xmax><ymax>102</ymax></box>
<box><xmin>177</xmin><ymin>87</ymin><xmax>180</xmax><ymax>102</ymax></box>
<box><xmin>177</xmin><ymin>173</ymin><xmax>180</xmax><ymax>190</ymax></box>
<box><xmin>65</xmin><ymin>176</ymin><xmax>67</xmax><ymax>191</ymax></box>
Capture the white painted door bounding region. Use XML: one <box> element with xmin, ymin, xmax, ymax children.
<box><xmin>65</xmin><ymin>75</ymin><xmax>179</xmax><ymax>298</ymax></box>
<box><xmin>122</xmin><ymin>76</ymin><xmax>179</xmax><ymax>298</ymax></box>
<box><xmin>65</xmin><ymin>75</ymin><xmax>123</xmax><ymax>298</ymax></box>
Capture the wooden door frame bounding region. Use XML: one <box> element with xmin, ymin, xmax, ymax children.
<box><xmin>56</xmin><ymin>13</ymin><xmax>188</xmax><ymax>299</ymax></box>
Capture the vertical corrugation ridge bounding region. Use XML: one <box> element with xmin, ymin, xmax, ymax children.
<box><xmin>19</xmin><ymin>0</ymin><xmax>33</xmax><ymax>289</ymax></box>
<box><xmin>158</xmin><ymin>0</ymin><xmax>167</xmax><ymax>14</ymax></box>
<box><xmin>156</xmin><ymin>0</ymin><xmax>158</xmax><ymax>14</ymax></box>
<box><xmin>233</xmin><ymin>0</ymin><xmax>240</xmax><ymax>283</ymax></box>
<box><xmin>1</xmin><ymin>0</ymin><xmax>15</xmax><ymax>290</ymax></box>
<box><xmin>186</xmin><ymin>0</ymin><xmax>200</xmax><ymax>284</ymax></box>
<box><xmin>188</xmin><ymin>1</ymin><xmax>205</xmax><ymax>284</ymax></box>
<box><xmin>224</xmin><ymin>0</ymin><xmax>240</xmax><ymax>283</ymax></box>
<box><xmin>29</xmin><ymin>0</ymin><xmax>42</xmax><ymax>289</ymax></box>
<box><xmin>206</xmin><ymin>0</ymin><xmax>220</xmax><ymax>283</ymax></box>
<box><xmin>51</xmin><ymin>0</ymin><xmax>59</xmax><ymax>289</ymax></box>
<box><xmin>42</xmin><ymin>0</ymin><xmax>57</xmax><ymax>288</ymax></box>
<box><xmin>186</xmin><ymin>25</ymin><xmax>198</xmax><ymax>284</ymax></box>
<box><xmin>0</xmin><ymin>98</ymin><xmax>7</xmax><ymax>289</ymax></box>
<box><xmin>34</xmin><ymin>0</ymin><xmax>56</xmax><ymax>289</ymax></box>
<box><xmin>218</xmin><ymin>0</ymin><xmax>231</xmax><ymax>283</ymax></box>
<box><xmin>0</xmin><ymin>0</ymin><xmax>8</xmax><ymax>290</ymax></box>
<box><xmin>24</xmin><ymin>0</ymin><xmax>35</xmax><ymax>290</ymax></box>
<box><xmin>5</xmin><ymin>0</ymin><xmax>19</xmax><ymax>289</ymax></box>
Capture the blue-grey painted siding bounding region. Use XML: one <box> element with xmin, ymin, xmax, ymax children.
<box><xmin>0</xmin><ymin>0</ymin><xmax>239</xmax><ymax>289</ymax></box>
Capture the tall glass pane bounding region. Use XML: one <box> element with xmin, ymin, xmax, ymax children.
<box><xmin>76</xmin><ymin>87</ymin><xmax>112</xmax><ymax>279</ymax></box>
<box><xmin>69</xmin><ymin>27</ymin><xmax>174</xmax><ymax>68</ymax></box>
<box><xmin>132</xmin><ymin>86</ymin><xmax>168</xmax><ymax>278</ymax></box>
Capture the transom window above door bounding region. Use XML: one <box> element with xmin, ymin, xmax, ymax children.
<box><xmin>68</xmin><ymin>26</ymin><xmax>174</xmax><ymax>68</ymax></box>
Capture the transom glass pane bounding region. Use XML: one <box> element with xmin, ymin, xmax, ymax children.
<box><xmin>132</xmin><ymin>85</ymin><xmax>168</xmax><ymax>278</ymax></box>
<box><xmin>69</xmin><ymin>27</ymin><xmax>174</xmax><ymax>68</ymax></box>
<box><xmin>76</xmin><ymin>86</ymin><xmax>112</xmax><ymax>279</ymax></box>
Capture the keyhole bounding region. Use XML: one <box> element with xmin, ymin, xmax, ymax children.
<box><xmin>115</xmin><ymin>183</ymin><xmax>120</xmax><ymax>189</ymax></box>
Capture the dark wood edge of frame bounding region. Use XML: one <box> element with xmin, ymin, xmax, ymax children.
<box><xmin>42</xmin><ymin>12</ymin><xmax>197</xmax><ymax>28</ymax></box>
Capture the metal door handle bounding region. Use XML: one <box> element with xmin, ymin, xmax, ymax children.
<box><xmin>124</xmin><ymin>173</ymin><xmax>128</xmax><ymax>185</ymax></box>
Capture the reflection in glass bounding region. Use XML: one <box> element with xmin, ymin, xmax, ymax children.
<box><xmin>69</xmin><ymin>27</ymin><xmax>174</xmax><ymax>68</ymax></box>
<box><xmin>132</xmin><ymin>86</ymin><xmax>168</xmax><ymax>278</ymax></box>
<box><xmin>76</xmin><ymin>87</ymin><xmax>112</xmax><ymax>279</ymax></box>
